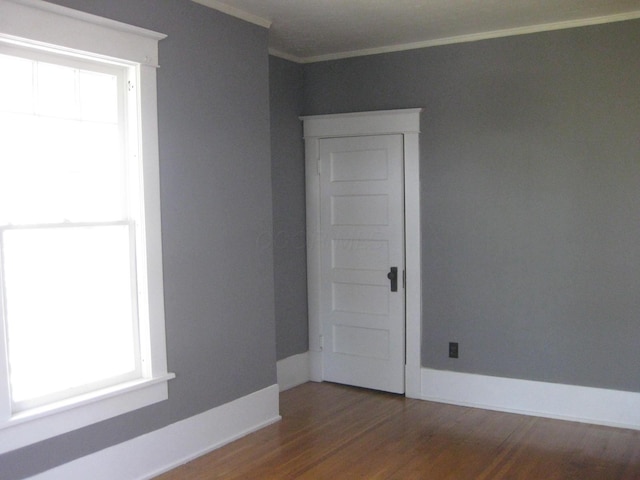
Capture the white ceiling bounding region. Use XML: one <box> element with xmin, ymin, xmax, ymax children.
<box><xmin>193</xmin><ymin>0</ymin><xmax>640</xmax><ymax>63</ymax></box>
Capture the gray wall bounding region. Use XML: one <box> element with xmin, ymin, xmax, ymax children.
<box><xmin>303</xmin><ymin>20</ymin><xmax>640</xmax><ymax>392</ymax></box>
<box><xmin>1</xmin><ymin>1</ymin><xmax>276</xmax><ymax>479</ymax></box>
<box><xmin>269</xmin><ymin>56</ymin><xmax>309</xmax><ymax>360</ymax></box>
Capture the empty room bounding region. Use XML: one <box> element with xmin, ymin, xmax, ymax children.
<box><xmin>0</xmin><ymin>0</ymin><xmax>639</xmax><ymax>479</ymax></box>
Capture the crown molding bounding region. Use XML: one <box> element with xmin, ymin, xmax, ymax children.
<box><xmin>191</xmin><ymin>2</ymin><xmax>640</xmax><ymax>64</ymax></box>
<box><xmin>191</xmin><ymin>0</ymin><xmax>271</xmax><ymax>29</ymax></box>
<box><xmin>296</xmin><ymin>10</ymin><xmax>640</xmax><ymax>64</ymax></box>
<box><xmin>268</xmin><ymin>47</ymin><xmax>303</xmax><ymax>64</ymax></box>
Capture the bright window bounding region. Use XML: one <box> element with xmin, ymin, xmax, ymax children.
<box><xmin>0</xmin><ymin>0</ymin><xmax>173</xmax><ymax>454</ymax></box>
<box><xmin>0</xmin><ymin>49</ymin><xmax>140</xmax><ymax>413</ymax></box>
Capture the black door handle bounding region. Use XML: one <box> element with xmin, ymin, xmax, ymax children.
<box><xmin>387</xmin><ymin>267</ymin><xmax>398</xmax><ymax>292</ymax></box>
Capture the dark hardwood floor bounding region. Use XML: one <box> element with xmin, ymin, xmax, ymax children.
<box><xmin>155</xmin><ymin>382</ymin><xmax>640</xmax><ymax>479</ymax></box>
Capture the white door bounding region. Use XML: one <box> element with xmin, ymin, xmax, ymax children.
<box><xmin>319</xmin><ymin>134</ymin><xmax>405</xmax><ymax>393</ymax></box>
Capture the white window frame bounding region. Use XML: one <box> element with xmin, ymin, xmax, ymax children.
<box><xmin>0</xmin><ymin>0</ymin><xmax>173</xmax><ymax>454</ymax></box>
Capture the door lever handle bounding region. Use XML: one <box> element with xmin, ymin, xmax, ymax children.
<box><xmin>387</xmin><ymin>267</ymin><xmax>398</xmax><ymax>292</ymax></box>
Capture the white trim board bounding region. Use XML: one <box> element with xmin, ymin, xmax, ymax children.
<box><xmin>276</xmin><ymin>355</ymin><xmax>640</xmax><ymax>431</ymax></box>
<box><xmin>421</xmin><ymin>368</ymin><xmax>640</xmax><ymax>431</ymax></box>
<box><xmin>268</xmin><ymin>47</ymin><xmax>301</xmax><ymax>64</ymax></box>
<box><xmin>28</xmin><ymin>385</ymin><xmax>281</xmax><ymax>480</ymax></box>
<box><xmin>277</xmin><ymin>352</ymin><xmax>310</xmax><ymax>392</ymax></box>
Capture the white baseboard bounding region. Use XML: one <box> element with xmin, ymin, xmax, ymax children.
<box><xmin>404</xmin><ymin>364</ymin><xmax>422</xmax><ymax>399</ymax></box>
<box><xmin>29</xmin><ymin>384</ymin><xmax>281</xmax><ymax>480</ymax></box>
<box><xmin>308</xmin><ymin>350</ymin><xmax>323</xmax><ymax>382</ymax></box>
<box><xmin>421</xmin><ymin>368</ymin><xmax>640</xmax><ymax>430</ymax></box>
<box><xmin>277</xmin><ymin>352</ymin><xmax>310</xmax><ymax>391</ymax></box>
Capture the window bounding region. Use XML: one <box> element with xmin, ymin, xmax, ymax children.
<box><xmin>0</xmin><ymin>0</ymin><xmax>173</xmax><ymax>453</ymax></box>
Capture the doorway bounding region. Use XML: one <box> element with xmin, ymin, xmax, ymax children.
<box><xmin>302</xmin><ymin>109</ymin><xmax>423</xmax><ymax>397</ymax></box>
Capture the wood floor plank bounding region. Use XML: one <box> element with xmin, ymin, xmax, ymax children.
<box><xmin>154</xmin><ymin>382</ymin><xmax>640</xmax><ymax>479</ymax></box>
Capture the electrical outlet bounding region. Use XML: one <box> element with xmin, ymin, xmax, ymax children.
<box><xmin>449</xmin><ymin>342</ymin><xmax>459</xmax><ymax>359</ymax></box>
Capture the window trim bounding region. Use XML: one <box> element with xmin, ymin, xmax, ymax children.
<box><xmin>0</xmin><ymin>0</ymin><xmax>173</xmax><ymax>454</ymax></box>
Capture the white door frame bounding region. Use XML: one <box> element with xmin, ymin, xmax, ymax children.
<box><xmin>301</xmin><ymin>108</ymin><xmax>423</xmax><ymax>398</ymax></box>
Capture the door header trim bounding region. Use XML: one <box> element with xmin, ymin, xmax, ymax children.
<box><xmin>301</xmin><ymin>108</ymin><xmax>424</xmax><ymax>138</ymax></box>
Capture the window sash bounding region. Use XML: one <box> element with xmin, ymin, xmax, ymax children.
<box><xmin>0</xmin><ymin>44</ymin><xmax>130</xmax><ymax>227</ymax></box>
<box><xmin>0</xmin><ymin>221</ymin><xmax>142</xmax><ymax>412</ymax></box>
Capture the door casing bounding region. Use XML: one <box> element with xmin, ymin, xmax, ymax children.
<box><xmin>302</xmin><ymin>108</ymin><xmax>423</xmax><ymax>398</ymax></box>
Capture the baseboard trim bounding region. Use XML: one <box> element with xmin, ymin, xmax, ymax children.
<box><xmin>29</xmin><ymin>384</ymin><xmax>281</xmax><ymax>480</ymax></box>
<box><xmin>421</xmin><ymin>368</ymin><xmax>640</xmax><ymax>430</ymax></box>
<box><xmin>277</xmin><ymin>352</ymin><xmax>310</xmax><ymax>391</ymax></box>
<box><xmin>308</xmin><ymin>350</ymin><xmax>323</xmax><ymax>382</ymax></box>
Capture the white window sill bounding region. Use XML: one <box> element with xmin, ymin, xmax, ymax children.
<box><xmin>0</xmin><ymin>373</ymin><xmax>175</xmax><ymax>454</ymax></box>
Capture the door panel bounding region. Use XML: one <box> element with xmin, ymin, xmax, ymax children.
<box><xmin>319</xmin><ymin>134</ymin><xmax>405</xmax><ymax>393</ymax></box>
<box><xmin>331</xmin><ymin>195</ymin><xmax>389</xmax><ymax>225</ymax></box>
